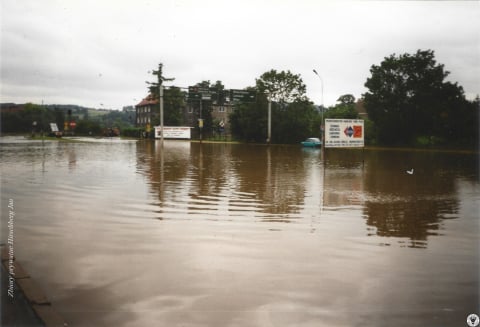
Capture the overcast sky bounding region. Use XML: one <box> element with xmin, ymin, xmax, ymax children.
<box><xmin>1</xmin><ymin>0</ymin><xmax>479</xmax><ymax>109</ymax></box>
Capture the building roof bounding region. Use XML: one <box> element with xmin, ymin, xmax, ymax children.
<box><xmin>355</xmin><ymin>99</ymin><xmax>368</xmax><ymax>118</ymax></box>
<box><xmin>0</xmin><ymin>103</ymin><xmax>26</xmax><ymax>112</ymax></box>
<box><xmin>136</xmin><ymin>94</ymin><xmax>158</xmax><ymax>107</ymax></box>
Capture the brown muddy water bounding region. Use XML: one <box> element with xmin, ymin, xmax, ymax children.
<box><xmin>1</xmin><ymin>136</ymin><xmax>478</xmax><ymax>327</ymax></box>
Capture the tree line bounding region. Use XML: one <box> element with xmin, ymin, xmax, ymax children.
<box><xmin>0</xmin><ymin>103</ymin><xmax>134</xmax><ymax>136</ymax></box>
<box><xmin>150</xmin><ymin>49</ymin><xmax>478</xmax><ymax>147</ymax></box>
<box><xmin>2</xmin><ymin>49</ymin><xmax>478</xmax><ymax>147</ymax></box>
<box><xmin>364</xmin><ymin>50</ymin><xmax>478</xmax><ymax>146</ymax></box>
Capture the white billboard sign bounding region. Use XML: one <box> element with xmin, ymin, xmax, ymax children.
<box><xmin>155</xmin><ymin>126</ymin><xmax>191</xmax><ymax>139</ymax></box>
<box><xmin>49</xmin><ymin>123</ymin><xmax>59</xmax><ymax>132</ymax></box>
<box><xmin>325</xmin><ymin>119</ymin><xmax>364</xmax><ymax>148</ymax></box>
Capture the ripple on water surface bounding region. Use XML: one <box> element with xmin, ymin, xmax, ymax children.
<box><xmin>1</xmin><ymin>137</ymin><xmax>478</xmax><ymax>327</ymax></box>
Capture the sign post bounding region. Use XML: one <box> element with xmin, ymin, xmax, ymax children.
<box><xmin>230</xmin><ymin>89</ymin><xmax>256</xmax><ymax>103</ymax></box>
<box><xmin>187</xmin><ymin>86</ymin><xmax>202</xmax><ymax>100</ymax></box>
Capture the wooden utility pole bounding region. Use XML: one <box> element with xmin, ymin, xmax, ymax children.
<box><xmin>147</xmin><ymin>63</ymin><xmax>174</xmax><ymax>142</ymax></box>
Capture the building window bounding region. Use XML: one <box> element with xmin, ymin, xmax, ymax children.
<box><xmin>218</xmin><ymin>106</ymin><xmax>225</xmax><ymax>112</ymax></box>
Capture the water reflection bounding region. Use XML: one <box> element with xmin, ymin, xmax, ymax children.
<box><xmin>1</xmin><ymin>137</ymin><xmax>478</xmax><ymax>327</ymax></box>
<box><xmin>323</xmin><ymin>151</ymin><xmax>365</xmax><ymax>208</ymax></box>
<box><xmin>230</xmin><ymin>145</ymin><xmax>312</xmax><ymax>220</ymax></box>
<box><xmin>136</xmin><ymin>142</ymin><xmax>319</xmax><ymax>223</ymax></box>
<box><xmin>324</xmin><ymin>149</ymin><xmax>479</xmax><ymax>247</ymax></box>
<box><xmin>363</xmin><ymin>150</ymin><xmax>477</xmax><ymax>247</ymax></box>
<box><xmin>137</xmin><ymin>142</ymin><xmax>479</xmax><ymax>248</ymax></box>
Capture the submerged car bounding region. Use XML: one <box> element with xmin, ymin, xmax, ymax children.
<box><xmin>301</xmin><ymin>137</ymin><xmax>322</xmax><ymax>147</ymax></box>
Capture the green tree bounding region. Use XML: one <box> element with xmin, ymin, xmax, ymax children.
<box><xmin>24</xmin><ymin>103</ymin><xmax>57</xmax><ymax>134</ymax></box>
<box><xmin>255</xmin><ymin>69</ymin><xmax>308</xmax><ymax>106</ymax></box>
<box><xmin>146</xmin><ymin>63</ymin><xmax>186</xmax><ymax>127</ymax></box>
<box><xmin>325</xmin><ymin>94</ymin><xmax>359</xmax><ymax>119</ymax></box>
<box><xmin>151</xmin><ymin>86</ymin><xmax>186</xmax><ymax>126</ymax></box>
<box><xmin>337</xmin><ymin>94</ymin><xmax>356</xmax><ymax>105</ymax></box>
<box><xmin>163</xmin><ymin>86</ymin><xmax>186</xmax><ymax>126</ymax></box>
<box><xmin>324</xmin><ymin>105</ymin><xmax>359</xmax><ymax>119</ymax></box>
<box><xmin>1</xmin><ymin>111</ymin><xmax>25</xmax><ymax>133</ymax></box>
<box><xmin>363</xmin><ymin>49</ymin><xmax>473</xmax><ymax>146</ymax></box>
<box><xmin>273</xmin><ymin>100</ymin><xmax>320</xmax><ymax>144</ymax></box>
<box><xmin>230</xmin><ymin>70</ymin><xmax>318</xmax><ymax>143</ymax></box>
<box><xmin>100</xmin><ymin>110</ymin><xmax>134</xmax><ymax>130</ymax></box>
<box><xmin>230</xmin><ymin>90</ymin><xmax>268</xmax><ymax>142</ymax></box>
<box><xmin>212</xmin><ymin>80</ymin><xmax>225</xmax><ymax>92</ymax></box>
<box><xmin>1</xmin><ymin>104</ymin><xmax>67</xmax><ymax>134</ymax></box>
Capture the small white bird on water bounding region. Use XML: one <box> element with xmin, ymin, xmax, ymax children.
<box><xmin>406</xmin><ymin>169</ymin><xmax>414</xmax><ymax>175</ymax></box>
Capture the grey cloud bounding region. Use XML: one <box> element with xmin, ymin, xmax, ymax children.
<box><xmin>1</xmin><ymin>0</ymin><xmax>479</xmax><ymax>108</ymax></box>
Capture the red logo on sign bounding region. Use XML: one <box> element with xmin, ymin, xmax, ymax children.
<box><xmin>353</xmin><ymin>125</ymin><xmax>362</xmax><ymax>138</ymax></box>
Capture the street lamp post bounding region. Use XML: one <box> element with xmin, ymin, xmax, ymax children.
<box><xmin>313</xmin><ymin>69</ymin><xmax>324</xmax><ymax>142</ymax></box>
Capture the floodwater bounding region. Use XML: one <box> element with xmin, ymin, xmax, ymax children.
<box><xmin>1</xmin><ymin>136</ymin><xmax>478</xmax><ymax>327</ymax></box>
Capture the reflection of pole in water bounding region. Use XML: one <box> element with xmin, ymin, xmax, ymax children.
<box><xmin>155</xmin><ymin>140</ymin><xmax>165</xmax><ymax>202</ymax></box>
<box><xmin>362</xmin><ymin>147</ymin><xmax>365</xmax><ymax>169</ymax></box>
<box><xmin>320</xmin><ymin>149</ymin><xmax>325</xmax><ymax>231</ymax></box>
<box><xmin>303</xmin><ymin>149</ymin><xmax>325</xmax><ymax>233</ymax></box>
<box><xmin>198</xmin><ymin>142</ymin><xmax>203</xmax><ymax>184</ymax></box>
<box><xmin>266</xmin><ymin>146</ymin><xmax>272</xmax><ymax>201</ymax></box>
<box><xmin>160</xmin><ymin>142</ymin><xmax>164</xmax><ymax>199</ymax></box>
